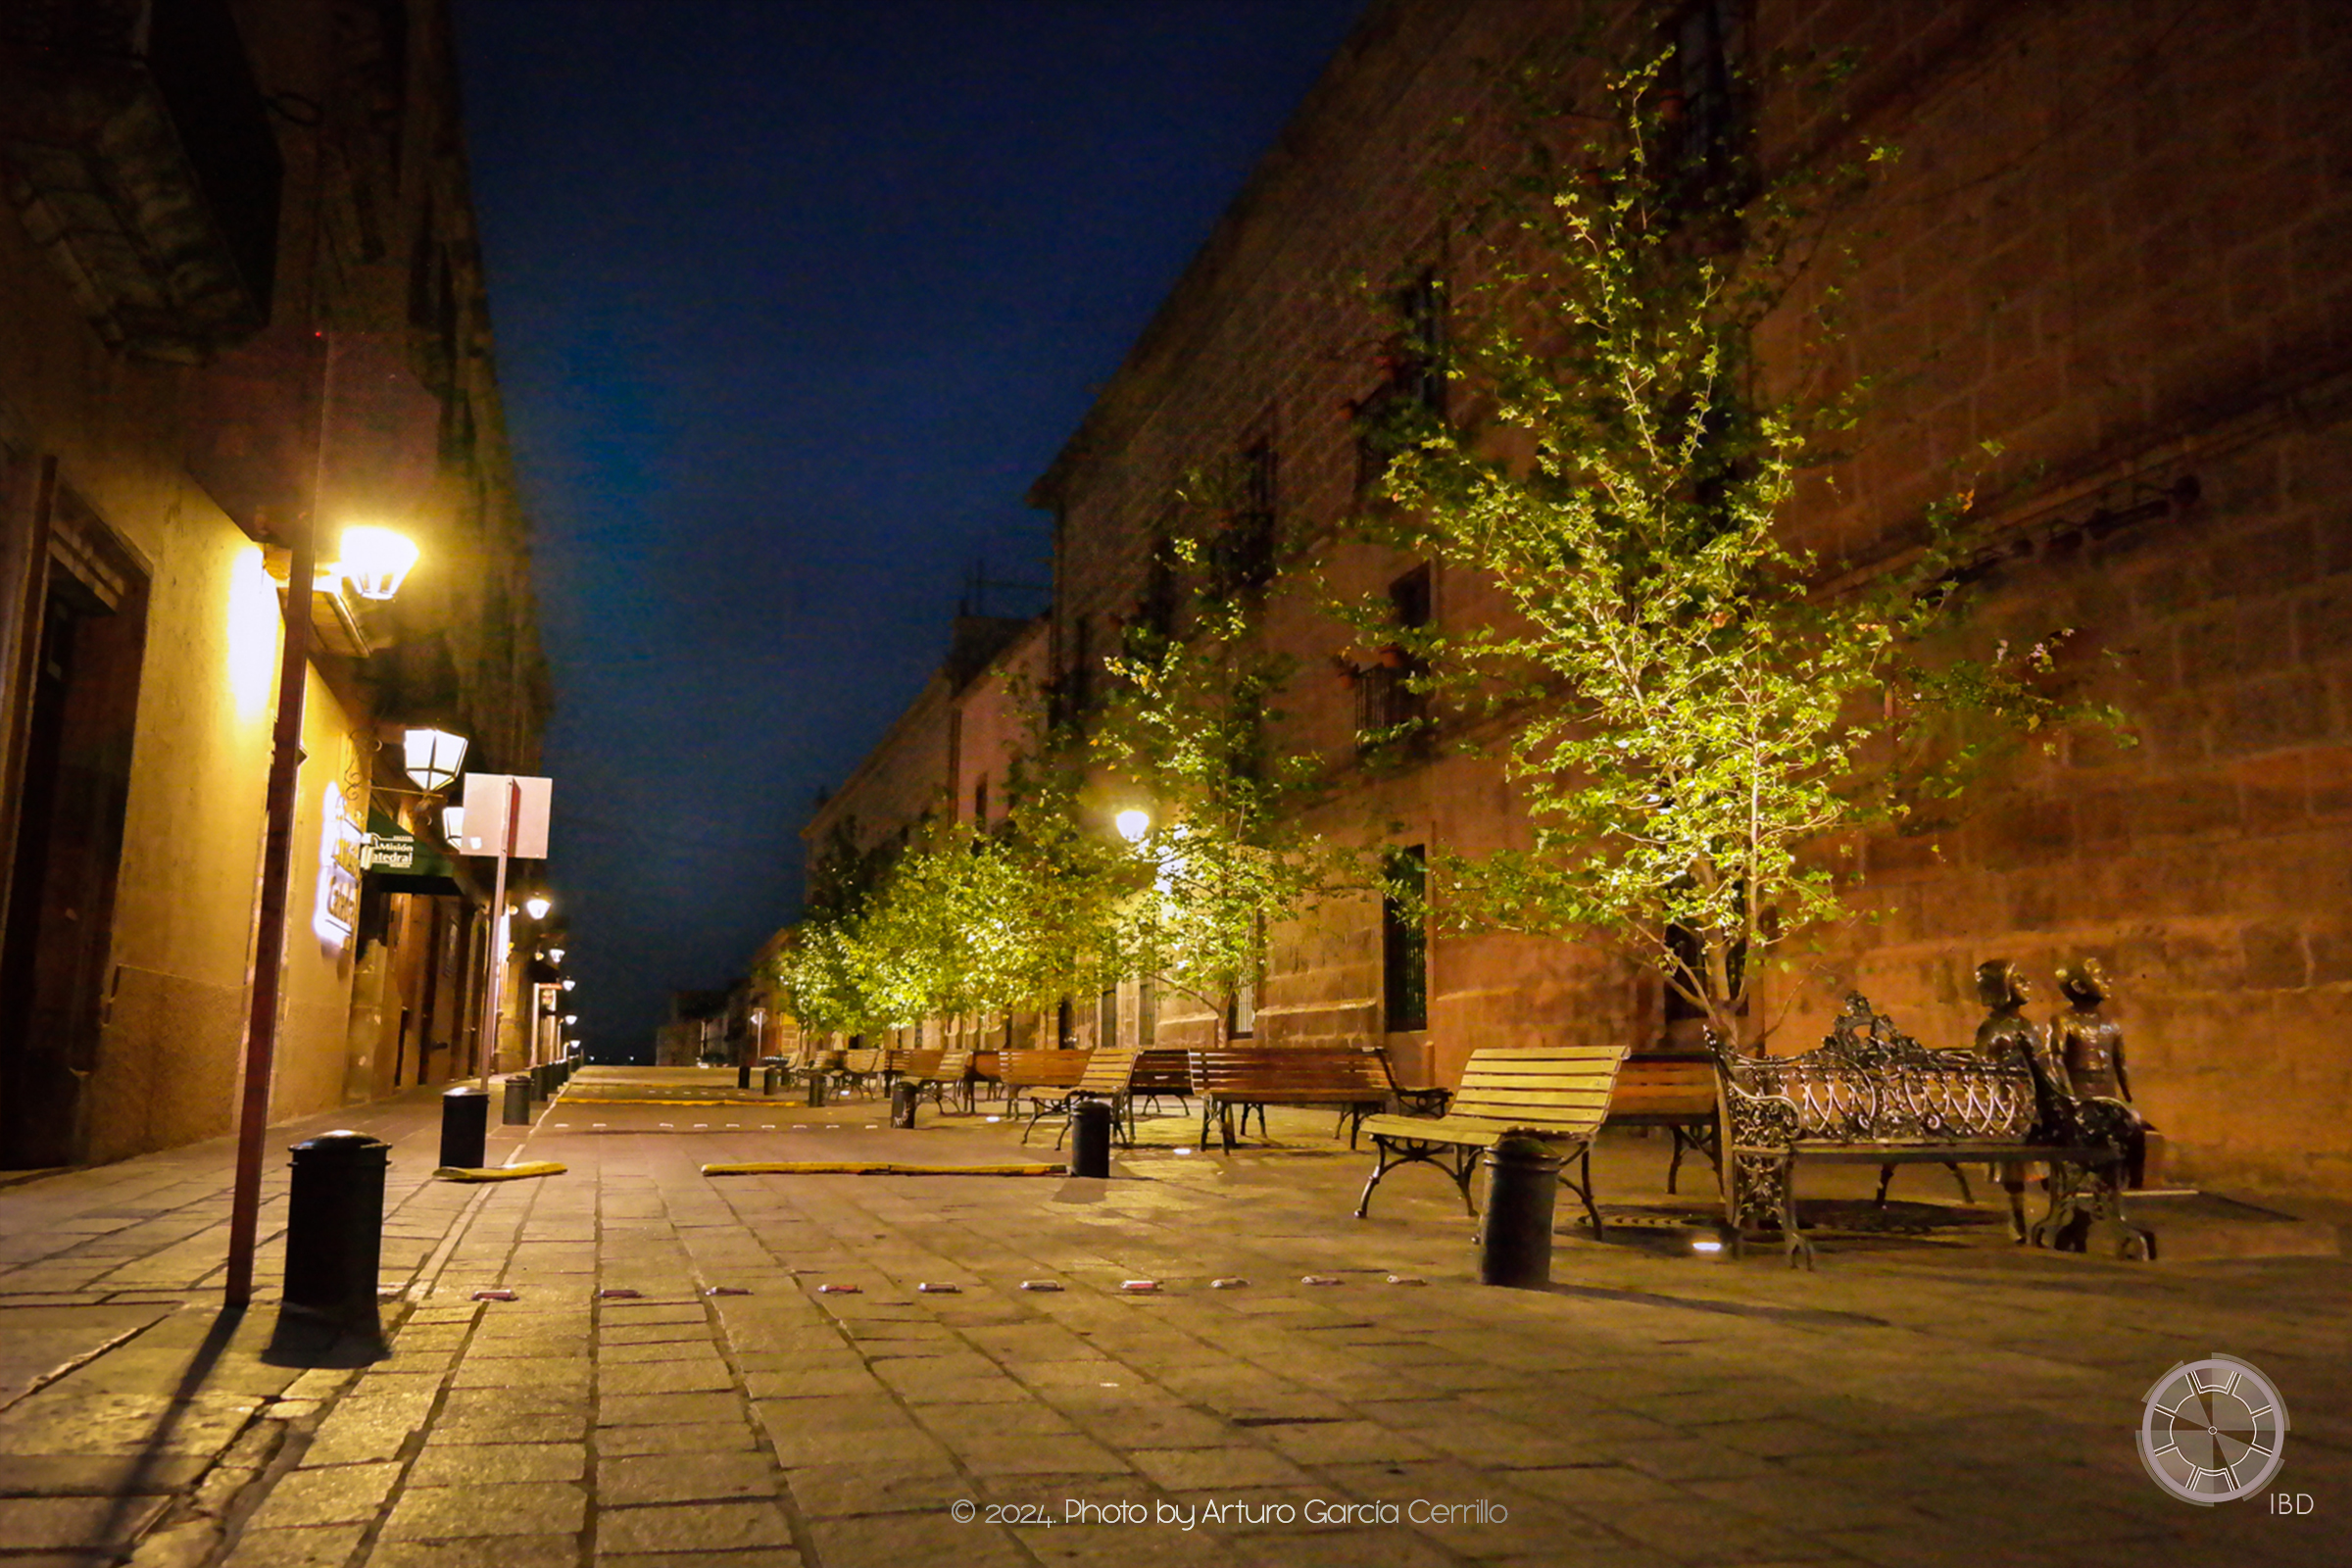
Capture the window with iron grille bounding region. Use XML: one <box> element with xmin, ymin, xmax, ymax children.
<box><xmin>1382</xmin><ymin>846</ymin><xmax>1429</xmax><ymax>1033</ymax></box>
<box><xmin>1355</xmin><ymin>270</ymin><xmax>1446</xmax><ymax>493</ymax></box>
<box><xmin>1662</xmin><ymin>0</ymin><xmax>1747</xmax><ymax>196</ymax></box>
<box><xmin>1355</xmin><ymin>564</ymin><xmax>1433</xmax><ymax>753</ymax></box>
<box><xmin>1213</xmin><ymin>441</ymin><xmax>1277</xmax><ymax>593</ymax></box>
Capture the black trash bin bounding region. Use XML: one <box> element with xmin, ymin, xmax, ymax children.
<box><xmin>270</xmin><ymin>1130</ymin><xmax>390</xmax><ymax>1364</ymax></box>
<box><xmin>1479</xmin><ymin>1136</ymin><xmax>1563</xmax><ymax>1290</ymax></box>
<box><xmin>1070</xmin><ymin>1100</ymin><xmax>1112</xmax><ymax>1179</ymax></box>
<box><xmin>439</xmin><ymin>1085</ymin><xmax>488</xmax><ymax>1170</ymax></box>
<box><xmin>503</xmin><ymin>1074</ymin><xmax>532</xmax><ymax>1126</ymax></box>
<box><xmin>807</xmin><ymin>1072</ymin><xmax>829</xmax><ymax>1107</ymax></box>
<box><xmin>890</xmin><ymin>1082</ymin><xmax>919</xmax><ymax>1128</ymax></box>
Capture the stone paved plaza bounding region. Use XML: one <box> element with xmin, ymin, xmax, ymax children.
<box><xmin>0</xmin><ymin>1068</ymin><xmax>2344</xmax><ymax>1568</ymax></box>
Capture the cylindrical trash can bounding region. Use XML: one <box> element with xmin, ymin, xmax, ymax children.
<box><xmin>439</xmin><ymin>1086</ymin><xmax>488</xmax><ymax>1170</ymax></box>
<box><xmin>272</xmin><ymin>1130</ymin><xmax>390</xmax><ymax>1362</ymax></box>
<box><xmin>737</xmin><ymin>1059</ymin><xmax>752</xmax><ymax>1091</ymax></box>
<box><xmin>1479</xmin><ymin>1136</ymin><xmax>1563</xmax><ymax>1290</ymax></box>
<box><xmin>807</xmin><ymin>1072</ymin><xmax>829</xmax><ymax>1107</ymax></box>
<box><xmin>890</xmin><ymin>1082</ymin><xmax>918</xmax><ymax>1128</ymax></box>
<box><xmin>503</xmin><ymin>1074</ymin><xmax>532</xmax><ymax>1126</ymax></box>
<box><xmin>762</xmin><ymin>1064</ymin><xmax>780</xmax><ymax>1096</ymax></box>
<box><xmin>1071</xmin><ymin>1100</ymin><xmax>1112</xmax><ymax>1179</ymax></box>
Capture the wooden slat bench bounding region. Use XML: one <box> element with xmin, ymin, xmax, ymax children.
<box><xmin>1132</xmin><ymin>1049</ymin><xmax>1193</xmax><ymax>1113</ymax></box>
<box><xmin>1604</xmin><ymin>1052</ymin><xmax>1719</xmax><ymax>1194</ymax></box>
<box><xmin>832</xmin><ymin>1047</ymin><xmax>885</xmax><ymax>1097</ymax></box>
<box><xmin>1711</xmin><ymin>993</ymin><xmax>2147</xmax><ymax>1268</ymax></box>
<box><xmin>908</xmin><ymin>1048</ymin><xmax>974</xmax><ymax>1113</ymax></box>
<box><xmin>1022</xmin><ymin>1046</ymin><xmax>1142</xmax><ymax>1147</ymax></box>
<box><xmin>999</xmin><ymin>1049</ymin><xmax>1091</xmax><ymax>1119</ymax></box>
<box><xmin>1189</xmin><ymin>1047</ymin><xmax>1394</xmax><ymax>1152</ymax></box>
<box><xmin>1354</xmin><ymin>1045</ymin><xmax>1628</xmax><ymax>1233</ymax></box>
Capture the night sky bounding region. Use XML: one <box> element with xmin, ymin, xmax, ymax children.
<box><xmin>451</xmin><ymin>0</ymin><xmax>1368</xmax><ymax>1055</ymax></box>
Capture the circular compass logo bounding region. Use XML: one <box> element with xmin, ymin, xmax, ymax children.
<box><xmin>2138</xmin><ymin>1355</ymin><xmax>2289</xmax><ymax>1504</ymax></box>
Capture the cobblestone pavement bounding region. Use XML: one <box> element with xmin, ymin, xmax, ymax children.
<box><xmin>0</xmin><ymin>1069</ymin><xmax>2345</xmax><ymax>1568</ymax></box>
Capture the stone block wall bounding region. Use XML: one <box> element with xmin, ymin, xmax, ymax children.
<box><xmin>1021</xmin><ymin>0</ymin><xmax>2352</xmax><ymax>1192</ymax></box>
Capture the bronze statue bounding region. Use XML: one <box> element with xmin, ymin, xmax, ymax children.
<box><xmin>2049</xmin><ymin>956</ymin><xmax>2130</xmax><ymax>1102</ymax></box>
<box><xmin>2049</xmin><ymin>956</ymin><xmax>2147</xmax><ymax>1187</ymax></box>
<box><xmin>1973</xmin><ymin>957</ymin><xmax>2044</xmax><ymax>1067</ymax></box>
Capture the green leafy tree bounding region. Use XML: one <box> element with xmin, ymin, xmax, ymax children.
<box><xmin>1371</xmin><ymin>39</ymin><xmax>2122</xmax><ymax>1049</ymax></box>
<box><xmin>1093</xmin><ymin>513</ymin><xmax>1362</xmax><ymax>1044</ymax></box>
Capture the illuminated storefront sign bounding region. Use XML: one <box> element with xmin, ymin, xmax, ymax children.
<box><xmin>315</xmin><ymin>782</ymin><xmax>364</xmax><ymax>950</ymax></box>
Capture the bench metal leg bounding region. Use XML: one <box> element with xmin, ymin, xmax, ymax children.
<box><xmin>1563</xmin><ymin>1145</ymin><xmax>1604</xmax><ymax>1238</ymax></box>
<box><xmin>1779</xmin><ymin>1158</ymin><xmax>1813</xmax><ymax>1270</ymax></box>
<box><xmin>1355</xmin><ymin>1137</ymin><xmax>1477</xmax><ymax>1219</ymax></box>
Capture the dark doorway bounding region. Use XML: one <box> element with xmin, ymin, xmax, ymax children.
<box><xmin>0</xmin><ymin>498</ymin><xmax>148</xmax><ymax>1168</ymax></box>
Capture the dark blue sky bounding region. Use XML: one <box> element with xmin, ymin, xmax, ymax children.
<box><xmin>452</xmin><ymin>0</ymin><xmax>1367</xmax><ymax>1053</ymax></box>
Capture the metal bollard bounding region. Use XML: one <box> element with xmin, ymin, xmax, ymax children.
<box><xmin>806</xmin><ymin>1072</ymin><xmax>829</xmax><ymax>1107</ymax></box>
<box><xmin>270</xmin><ymin>1130</ymin><xmax>389</xmax><ymax>1364</ymax></box>
<box><xmin>503</xmin><ymin>1074</ymin><xmax>532</xmax><ymax>1126</ymax></box>
<box><xmin>439</xmin><ymin>1085</ymin><xmax>488</xmax><ymax>1170</ymax></box>
<box><xmin>761</xmin><ymin>1064</ymin><xmax>780</xmax><ymax>1096</ymax></box>
<box><xmin>1479</xmin><ymin>1136</ymin><xmax>1563</xmax><ymax>1290</ymax></box>
<box><xmin>534</xmin><ymin>1061</ymin><xmax>554</xmax><ymax>1101</ymax></box>
<box><xmin>1070</xmin><ymin>1099</ymin><xmax>1112</xmax><ymax>1179</ymax></box>
<box><xmin>890</xmin><ymin>1082</ymin><xmax>918</xmax><ymax>1128</ymax></box>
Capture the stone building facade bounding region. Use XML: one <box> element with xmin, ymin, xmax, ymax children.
<box><xmin>0</xmin><ymin>0</ymin><xmax>546</xmax><ymax>1165</ymax></box>
<box><xmin>1017</xmin><ymin>0</ymin><xmax>2352</xmax><ymax>1195</ymax></box>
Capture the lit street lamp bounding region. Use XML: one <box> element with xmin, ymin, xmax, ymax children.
<box><xmin>403</xmin><ymin>727</ymin><xmax>468</xmax><ymax>794</ymax></box>
<box><xmin>1115</xmin><ymin>807</ymin><xmax>1152</xmax><ymax>844</ymax></box>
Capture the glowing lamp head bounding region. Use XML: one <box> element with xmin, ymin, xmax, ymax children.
<box><xmin>1114</xmin><ymin>808</ymin><xmax>1152</xmax><ymax>844</ymax></box>
<box><xmin>403</xmin><ymin>728</ymin><xmax>468</xmax><ymax>794</ymax></box>
<box><xmin>524</xmin><ymin>894</ymin><xmax>553</xmax><ymax>920</ymax></box>
<box><xmin>562</xmin><ymin>978</ymin><xmax>576</xmax><ymax>992</ymax></box>
<box><xmin>563</xmin><ymin>1013</ymin><xmax>578</xmax><ymax>1025</ymax></box>
<box><xmin>549</xmin><ymin>947</ymin><xmax>565</xmax><ymax>963</ymax></box>
<box><xmin>337</xmin><ymin>525</ymin><xmax>419</xmax><ymax>601</ymax></box>
<box><xmin>440</xmin><ymin>805</ymin><xmax>465</xmax><ymax>843</ymax></box>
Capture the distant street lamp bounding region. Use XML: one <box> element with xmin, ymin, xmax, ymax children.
<box><xmin>336</xmin><ymin>524</ymin><xmax>421</xmax><ymax>601</ymax></box>
<box><xmin>524</xmin><ymin>894</ymin><xmax>553</xmax><ymax>920</ymax></box>
<box><xmin>440</xmin><ymin>804</ymin><xmax>465</xmax><ymax>843</ymax></box>
<box><xmin>403</xmin><ymin>727</ymin><xmax>468</xmax><ymax>794</ymax></box>
<box><xmin>1115</xmin><ymin>808</ymin><xmax>1152</xmax><ymax>844</ymax></box>
<box><xmin>549</xmin><ymin>946</ymin><xmax>565</xmax><ymax>962</ymax></box>
<box><xmin>562</xmin><ymin>978</ymin><xmax>575</xmax><ymax>991</ymax></box>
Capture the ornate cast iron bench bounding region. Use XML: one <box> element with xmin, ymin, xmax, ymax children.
<box><xmin>1189</xmin><ymin>1047</ymin><xmax>1394</xmax><ymax>1152</ymax></box>
<box><xmin>1710</xmin><ymin>993</ymin><xmax>2149</xmax><ymax>1268</ymax></box>
<box><xmin>1353</xmin><ymin>1045</ymin><xmax>1627</xmax><ymax>1233</ymax></box>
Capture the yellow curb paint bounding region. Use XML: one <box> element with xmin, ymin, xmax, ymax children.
<box><xmin>432</xmin><ymin>1161</ymin><xmax>567</xmax><ymax>1183</ymax></box>
<box><xmin>700</xmin><ymin>1161</ymin><xmax>1065</xmax><ymax>1177</ymax></box>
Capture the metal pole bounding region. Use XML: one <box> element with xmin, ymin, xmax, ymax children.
<box><xmin>225</xmin><ymin>332</ymin><xmax>333</xmax><ymax>1310</ymax></box>
<box><xmin>475</xmin><ymin>777</ymin><xmax>518</xmax><ymax>1093</ymax></box>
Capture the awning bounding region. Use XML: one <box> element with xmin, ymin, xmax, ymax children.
<box><xmin>363</xmin><ymin>808</ymin><xmax>464</xmax><ymax>896</ymax></box>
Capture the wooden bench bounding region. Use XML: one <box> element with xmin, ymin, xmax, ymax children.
<box><xmin>1605</xmin><ymin>1052</ymin><xmax>1720</xmax><ymax>1194</ymax></box>
<box><xmin>1353</xmin><ymin>1045</ymin><xmax>1626</xmax><ymax>1232</ymax></box>
<box><xmin>1189</xmin><ymin>1047</ymin><xmax>1394</xmax><ymax>1152</ymax></box>
<box><xmin>998</xmin><ymin>1049</ymin><xmax>1091</xmax><ymax>1119</ymax></box>
<box><xmin>1711</xmin><ymin>993</ymin><xmax>2148</xmax><ymax>1268</ymax></box>
<box><xmin>907</xmin><ymin>1049</ymin><xmax>974</xmax><ymax>1113</ymax></box>
<box><xmin>832</xmin><ymin>1047</ymin><xmax>885</xmax><ymax>1096</ymax></box>
<box><xmin>1022</xmin><ymin>1046</ymin><xmax>1142</xmax><ymax>1147</ymax></box>
<box><xmin>1132</xmin><ymin>1048</ymin><xmax>1193</xmax><ymax>1113</ymax></box>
